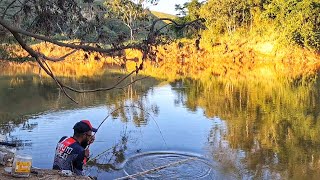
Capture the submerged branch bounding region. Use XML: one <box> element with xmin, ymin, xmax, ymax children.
<box><xmin>116</xmin><ymin>157</ymin><xmax>197</xmax><ymax>180</ymax></box>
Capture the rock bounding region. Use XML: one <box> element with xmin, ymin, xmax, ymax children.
<box><xmin>0</xmin><ymin>146</ymin><xmax>15</xmax><ymax>167</ymax></box>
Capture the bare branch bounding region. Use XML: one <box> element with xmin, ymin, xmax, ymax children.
<box><xmin>62</xmin><ymin>68</ymin><xmax>138</xmax><ymax>93</ymax></box>
<box><xmin>5</xmin><ymin>24</ymin><xmax>137</xmax><ymax>103</ymax></box>
<box><xmin>42</xmin><ymin>60</ymin><xmax>78</xmax><ymax>103</ymax></box>
<box><xmin>116</xmin><ymin>157</ymin><xmax>196</xmax><ymax>180</ymax></box>
<box><xmin>0</xmin><ymin>8</ymin><xmax>205</xmax><ymax>102</ymax></box>
<box><xmin>148</xmin><ymin>18</ymin><xmax>205</xmax><ymax>38</ymax></box>
<box><xmin>7</xmin><ymin>28</ymin><xmax>79</xmax><ymax>102</ymax></box>
<box><xmin>117</xmin><ymin>76</ymin><xmax>149</xmax><ymax>90</ymax></box>
<box><xmin>0</xmin><ymin>18</ymin><xmax>143</xmax><ymax>54</ymax></box>
<box><xmin>40</xmin><ymin>49</ymin><xmax>78</xmax><ymax>62</ymax></box>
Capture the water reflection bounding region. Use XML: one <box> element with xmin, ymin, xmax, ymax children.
<box><xmin>87</xmin><ymin>126</ymin><xmax>130</xmax><ymax>172</ymax></box>
<box><xmin>173</xmin><ymin>78</ymin><xmax>320</xmax><ymax>179</ymax></box>
<box><xmin>2</xmin><ymin>70</ymin><xmax>320</xmax><ymax>179</ymax></box>
<box><xmin>0</xmin><ymin>73</ymin><xmax>159</xmax><ymax>130</ymax></box>
<box><xmin>0</xmin><ymin>73</ymin><xmax>160</xmax><ymax>170</ymax></box>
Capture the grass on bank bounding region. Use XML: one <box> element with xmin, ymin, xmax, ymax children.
<box><xmin>0</xmin><ymin>30</ymin><xmax>319</xmax><ymax>84</ymax></box>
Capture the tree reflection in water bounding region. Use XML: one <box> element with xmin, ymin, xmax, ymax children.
<box><xmin>86</xmin><ymin>126</ymin><xmax>130</xmax><ymax>172</ymax></box>
<box><xmin>86</xmin><ymin>101</ymin><xmax>162</xmax><ymax>172</ymax></box>
<box><xmin>0</xmin><ymin>73</ymin><xmax>160</xmax><ymax>163</ymax></box>
<box><xmin>171</xmin><ymin>78</ymin><xmax>320</xmax><ymax>179</ymax></box>
<box><xmin>5</xmin><ymin>70</ymin><xmax>320</xmax><ymax>179</ymax></box>
<box><xmin>0</xmin><ymin>73</ymin><xmax>159</xmax><ymax>130</ymax></box>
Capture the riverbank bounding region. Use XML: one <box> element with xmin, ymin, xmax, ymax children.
<box><xmin>0</xmin><ymin>167</ymin><xmax>91</xmax><ymax>180</ymax></box>
<box><xmin>0</xmin><ymin>146</ymin><xmax>91</xmax><ymax>179</ymax></box>
<box><xmin>138</xmin><ymin>38</ymin><xmax>320</xmax><ymax>83</ymax></box>
<box><xmin>1</xmin><ymin>38</ymin><xmax>319</xmax><ymax>83</ymax></box>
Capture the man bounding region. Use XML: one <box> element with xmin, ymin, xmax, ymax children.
<box><xmin>53</xmin><ymin>120</ymin><xmax>97</xmax><ymax>176</ymax></box>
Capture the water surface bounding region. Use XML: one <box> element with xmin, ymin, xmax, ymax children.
<box><xmin>1</xmin><ymin>72</ymin><xmax>320</xmax><ymax>179</ymax></box>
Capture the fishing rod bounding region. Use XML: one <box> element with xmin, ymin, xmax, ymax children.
<box><xmin>0</xmin><ymin>142</ymin><xmax>16</xmax><ymax>147</ymax></box>
<box><xmin>84</xmin><ymin>106</ymin><xmax>129</xmax><ymax>151</ymax></box>
<box><xmin>86</xmin><ymin>104</ymin><xmax>167</xmax><ymax>162</ymax></box>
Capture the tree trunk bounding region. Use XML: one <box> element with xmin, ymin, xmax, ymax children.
<box><xmin>130</xmin><ymin>27</ymin><xmax>134</xmax><ymax>41</ymax></box>
<box><xmin>125</xmin><ymin>23</ymin><xmax>134</xmax><ymax>41</ymax></box>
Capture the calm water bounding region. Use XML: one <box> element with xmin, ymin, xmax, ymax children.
<box><xmin>1</xmin><ymin>72</ymin><xmax>320</xmax><ymax>179</ymax></box>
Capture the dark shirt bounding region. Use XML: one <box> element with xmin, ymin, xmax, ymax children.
<box><xmin>52</xmin><ymin>136</ymin><xmax>86</xmax><ymax>176</ymax></box>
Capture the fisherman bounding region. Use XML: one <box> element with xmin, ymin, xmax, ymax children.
<box><xmin>53</xmin><ymin>120</ymin><xmax>97</xmax><ymax>176</ymax></box>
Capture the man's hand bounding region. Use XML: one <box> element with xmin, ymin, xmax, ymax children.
<box><xmin>85</xmin><ymin>149</ymin><xmax>90</xmax><ymax>158</ymax></box>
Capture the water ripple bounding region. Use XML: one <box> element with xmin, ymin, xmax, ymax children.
<box><xmin>123</xmin><ymin>151</ymin><xmax>230</xmax><ymax>180</ymax></box>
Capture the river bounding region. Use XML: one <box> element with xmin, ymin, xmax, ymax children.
<box><xmin>1</xmin><ymin>70</ymin><xmax>320</xmax><ymax>179</ymax></box>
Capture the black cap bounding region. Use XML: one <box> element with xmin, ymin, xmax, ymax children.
<box><xmin>73</xmin><ymin>120</ymin><xmax>97</xmax><ymax>133</ymax></box>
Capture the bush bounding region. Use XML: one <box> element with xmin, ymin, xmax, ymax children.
<box><xmin>198</xmin><ymin>0</ymin><xmax>319</xmax><ymax>51</ymax></box>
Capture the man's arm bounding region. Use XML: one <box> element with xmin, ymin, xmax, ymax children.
<box><xmin>72</xmin><ymin>149</ymin><xmax>86</xmax><ymax>176</ymax></box>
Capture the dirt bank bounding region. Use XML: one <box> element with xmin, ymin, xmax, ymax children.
<box><xmin>0</xmin><ymin>167</ymin><xmax>91</xmax><ymax>180</ymax></box>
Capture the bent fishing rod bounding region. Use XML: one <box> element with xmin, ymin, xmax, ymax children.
<box><xmin>85</xmin><ymin>105</ymin><xmax>167</xmax><ymax>160</ymax></box>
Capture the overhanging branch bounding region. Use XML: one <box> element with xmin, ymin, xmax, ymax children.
<box><xmin>0</xmin><ymin>14</ymin><xmax>205</xmax><ymax>103</ymax></box>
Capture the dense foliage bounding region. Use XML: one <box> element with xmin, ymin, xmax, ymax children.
<box><xmin>177</xmin><ymin>0</ymin><xmax>319</xmax><ymax>51</ymax></box>
<box><xmin>0</xmin><ymin>0</ymin><xmax>161</xmax><ymax>44</ymax></box>
<box><xmin>104</xmin><ymin>0</ymin><xmax>148</xmax><ymax>40</ymax></box>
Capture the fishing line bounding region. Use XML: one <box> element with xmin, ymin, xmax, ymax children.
<box><xmin>87</xmin><ymin>104</ymin><xmax>167</xmax><ymax>162</ymax></box>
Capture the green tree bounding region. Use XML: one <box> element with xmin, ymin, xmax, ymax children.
<box><xmin>200</xmin><ymin>0</ymin><xmax>253</xmax><ymax>34</ymax></box>
<box><xmin>104</xmin><ymin>0</ymin><xmax>149</xmax><ymax>40</ymax></box>
<box><xmin>263</xmin><ymin>0</ymin><xmax>320</xmax><ymax>50</ymax></box>
<box><xmin>174</xmin><ymin>0</ymin><xmax>204</xmax><ymax>37</ymax></box>
<box><xmin>198</xmin><ymin>0</ymin><xmax>319</xmax><ymax>50</ymax></box>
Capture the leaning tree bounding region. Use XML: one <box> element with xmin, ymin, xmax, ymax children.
<box><xmin>0</xmin><ymin>0</ymin><xmax>203</xmax><ymax>103</ymax></box>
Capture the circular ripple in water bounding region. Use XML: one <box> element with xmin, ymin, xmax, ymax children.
<box><xmin>123</xmin><ymin>151</ymin><xmax>220</xmax><ymax>179</ymax></box>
